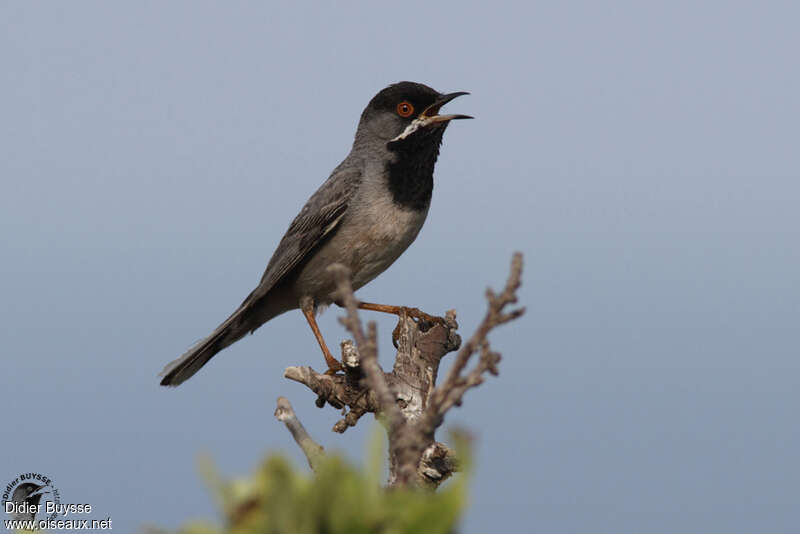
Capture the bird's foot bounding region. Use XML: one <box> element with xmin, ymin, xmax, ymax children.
<box><xmin>400</xmin><ymin>306</ymin><xmax>446</xmax><ymax>326</ymax></box>
<box><xmin>323</xmin><ymin>358</ymin><xmax>344</xmax><ymax>376</ymax></box>
<box><xmin>390</xmin><ymin>307</ymin><xmax>447</xmax><ymax>347</ymax></box>
<box><xmin>354</xmin><ymin>301</ymin><xmax>446</xmax><ymax>347</ymax></box>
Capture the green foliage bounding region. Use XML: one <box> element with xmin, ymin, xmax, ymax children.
<box><xmin>159</xmin><ymin>434</ymin><xmax>469</xmax><ymax>534</ymax></box>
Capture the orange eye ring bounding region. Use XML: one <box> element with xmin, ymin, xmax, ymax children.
<box><xmin>396</xmin><ymin>101</ymin><xmax>414</xmax><ymax>118</ymax></box>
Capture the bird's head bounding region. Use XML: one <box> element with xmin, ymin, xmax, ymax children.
<box><xmin>355</xmin><ymin>81</ymin><xmax>471</xmax><ymax>149</ymax></box>
<box><xmin>9</xmin><ymin>483</ymin><xmax>49</xmax><ymax>520</ymax></box>
<box><xmin>12</xmin><ymin>482</ymin><xmax>49</xmax><ymax>503</ymax></box>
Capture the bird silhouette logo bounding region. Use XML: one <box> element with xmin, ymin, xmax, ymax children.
<box><xmin>3</xmin><ymin>473</ymin><xmax>61</xmax><ymax>523</ymax></box>
<box><xmin>8</xmin><ymin>483</ymin><xmax>49</xmax><ymax>521</ymax></box>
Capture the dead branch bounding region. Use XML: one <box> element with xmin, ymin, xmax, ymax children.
<box><xmin>328</xmin><ymin>264</ymin><xmax>404</xmax><ymax>430</ymax></box>
<box><xmin>273</xmin><ymin>396</ymin><xmax>324</xmax><ymax>471</ymax></box>
<box><xmin>279</xmin><ymin>252</ymin><xmax>524</xmax><ymax>488</ymax></box>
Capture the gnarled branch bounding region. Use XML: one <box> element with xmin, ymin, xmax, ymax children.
<box><xmin>278</xmin><ymin>252</ymin><xmax>524</xmax><ymax>488</ymax></box>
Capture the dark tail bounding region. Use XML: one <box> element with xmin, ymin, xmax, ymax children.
<box><xmin>160</xmin><ymin>304</ymin><xmax>254</xmax><ymax>387</ymax></box>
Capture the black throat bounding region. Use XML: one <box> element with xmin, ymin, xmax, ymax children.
<box><xmin>384</xmin><ymin>126</ymin><xmax>446</xmax><ymax>211</ymax></box>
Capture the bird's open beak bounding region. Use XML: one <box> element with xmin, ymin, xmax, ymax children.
<box><xmin>29</xmin><ymin>486</ymin><xmax>50</xmax><ymax>497</ymax></box>
<box><xmin>391</xmin><ymin>91</ymin><xmax>472</xmax><ymax>142</ymax></box>
<box><xmin>421</xmin><ymin>92</ymin><xmax>473</xmax><ymax>123</ymax></box>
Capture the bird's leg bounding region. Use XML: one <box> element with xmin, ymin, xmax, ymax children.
<box><xmin>355</xmin><ymin>301</ymin><xmax>447</xmax><ymax>346</ymax></box>
<box><xmin>356</xmin><ymin>301</ymin><xmax>445</xmax><ymax>325</ymax></box>
<box><xmin>300</xmin><ymin>297</ymin><xmax>343</xmax><ymax>374</ymax></box>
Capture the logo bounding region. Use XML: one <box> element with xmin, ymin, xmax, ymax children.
<box><xmin>3</xmin><ymin>472</ymin><xmax>61</xmax><ymax>523</ymax></box>
<box><xmin>3</xmin><ymin>472</ymin><xmax>111</xmax><ymax>531</ymax></box>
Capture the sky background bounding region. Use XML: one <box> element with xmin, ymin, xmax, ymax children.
<box><xmin>2</xmin><ymin>1</ymin><xmax>798</xmax><ymax>533</ymax></box>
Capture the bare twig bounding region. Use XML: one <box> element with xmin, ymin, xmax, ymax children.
<box><xmin>274</xmin><ymin>397</ymin><xmax>325</xmax><ymax>470</ymax></box>
<box><xmin>284</xmin><ymin>365</ymin><xmax>378</xmax><ymax>420</ymax></box>
<box><xmin>328</xmin><ymin>264</ymin><xmax>403</xmax><ymax>429</ymax></box>
<box><xmin>423</xmin><ymin>252</ymin><xmax>525</xmax><ymax>431</ymax></box>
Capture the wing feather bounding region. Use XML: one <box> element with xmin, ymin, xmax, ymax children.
<box><xmin>251</xmin><ymin>163</ymin><xmax>361</xmax><ymax>300</ymax></box>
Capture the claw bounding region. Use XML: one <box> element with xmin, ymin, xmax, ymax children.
<box><xmin>324</xmin><ymin>366</ymin><xmax>343</xmax><ymax>376</ymax></box>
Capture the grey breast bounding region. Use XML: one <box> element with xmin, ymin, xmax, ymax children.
<box><xmin>290</xmin><ymin>155</ymin><xmax>430</xmax><ymax>303</ymax></box>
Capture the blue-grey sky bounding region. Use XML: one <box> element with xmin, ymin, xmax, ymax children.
<box><xmin>2</xmin><ymin>2</ymin><xmax>798</xmax><ymax>533</ymax></box>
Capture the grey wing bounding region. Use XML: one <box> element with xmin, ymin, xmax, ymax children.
<box><xmin>250</xmin><ymin>162</ymin><xmax>362</xmax><ymax>300</ymax></box>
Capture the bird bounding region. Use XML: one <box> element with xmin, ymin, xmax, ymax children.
<box><xmin>159</xmin><ymin>81</ymin><xmax>470</xmax><ymax>386</ymax></box>
<box><xmin>9</xmin><ymin>483</ymin><xmax>49</xmax><ymax>521</ymax></box>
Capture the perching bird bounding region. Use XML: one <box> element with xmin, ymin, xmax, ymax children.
<box><xmin>159</xmin><ymin>81</ymin><xmax>470</xmax><ymax>386</ymax></box>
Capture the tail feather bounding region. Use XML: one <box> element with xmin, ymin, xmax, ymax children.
<box><xmin>160</xmin><ymin>305</ymin><xmax>253</xmax><ymax>386</ymax></box>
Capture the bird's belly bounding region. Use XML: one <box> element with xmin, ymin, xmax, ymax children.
<box><xmin>347</xmin><ymin>204</ymin><xmax>428</xmax><ymax>290</ymax></box>
<box><xmin>294</xmin><ymin>203</ymin><xmax>429</xmax><ymax>301</ymax></box>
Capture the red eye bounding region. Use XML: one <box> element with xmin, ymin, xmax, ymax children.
<box><xmin>396</xmin><ymin>101</ymin><xmax>414</xmax><ymax>118</ymax></box>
